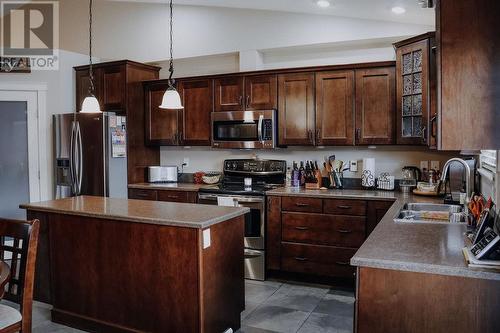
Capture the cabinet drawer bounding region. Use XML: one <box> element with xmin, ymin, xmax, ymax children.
<box><xmin>282</xmin><ymin>197</ymin><xmax>322</xmax><ymax>213</ymax></box>
<box><xmin>157</xmin><ymin>190</ymin><xmax>191</xmax><ymax>203</ymax></box>
<box><xmin>323</xmin><ymin>199</ymin><xmax>367</xmax><ymax>216</ymax></box>
<box><xmin>128</xmin><ymin>189</ymin><xmax>157</xmax><ymax>201</ymax></box>
<box><xmin>282</xmin><ymin>212</ymin><xmax>365</xmax><ymax>248</ymax></box>
<box><xmin>281</xmin><ymin>242</ymin><xmax>356</xmax><ymax>278</ymax></box>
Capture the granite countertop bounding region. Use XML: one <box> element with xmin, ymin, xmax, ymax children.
<box><xmin>266</xmin><ymin>187</ymin><xmax>500</xmax><ymax>281</ymax></box>
<box><xmin>128</xmin><ymin>182</ymin><xmax>215</xmax><ymax>192</ymax></box>
<box><xmin>266</xmin><ymin>187</ymin><xmax>401</xmax><ymax>201</ymax></box>
<box><xmin>20</xmin><ymin>196</ymin><xmax>249</xmax><ymax>229</ymax></box>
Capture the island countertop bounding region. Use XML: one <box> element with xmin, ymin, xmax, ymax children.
<box><xmin>20</xmin><ymin>195</ymin><xmax>249</xmax><ymax>229</ymax></box>
<box><xmin>266</xmin><ymin>187</ymin><xmax>500</xmax><ymax>281</ymax></box>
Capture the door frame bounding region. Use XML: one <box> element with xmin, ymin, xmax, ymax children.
<box><xmin>0</xmin><ymin>83</ymin><xmax>48</xmax><ymax>203</ymax></box>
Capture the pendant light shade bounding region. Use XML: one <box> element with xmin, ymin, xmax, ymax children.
<box><xmin>81</xmin><ymin>0</ymin><xmax>102</xmax><ymax>114</ymax></box>
<box><xmin>160</xmin><ymin>0</ymin><xmax>183</xmax><ymax>109</ymax></box>
<box><xmin>159</xmin><ymin>88</ymin><xmax>184</xmax><ymax>109</ymax></box>
<box><xmin>80</xmin><ymin>95</ymin><xmax>102</xmax><ymax>113</ymax></box>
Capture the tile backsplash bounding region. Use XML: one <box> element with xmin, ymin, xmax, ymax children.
<box><xmin>160</xmin><ymin>146</ymin><xmax>459</xmax><ymax>179</ymax></box>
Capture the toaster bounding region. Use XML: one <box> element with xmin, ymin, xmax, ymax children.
<box><xmin>148</xmin><ymin>166</ymin><xmax>178</xmax><ymax>183</ymax></box>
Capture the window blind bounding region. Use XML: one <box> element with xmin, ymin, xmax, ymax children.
<box><xmin>478</xmin><ymin>150</ymin><xmax>498</xmax><ymax>204</ymax></box>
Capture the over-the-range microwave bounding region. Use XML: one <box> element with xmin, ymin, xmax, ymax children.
<box><xmin>211</xmin><ymin>110</ymin><xmax>276</xmax><ymax>149</ymax></box>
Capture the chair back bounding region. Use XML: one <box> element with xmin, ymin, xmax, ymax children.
<box><xmin>0</xmin><ymin>218</ymin><xmax>40</xmax><ymax>325</ymax></box>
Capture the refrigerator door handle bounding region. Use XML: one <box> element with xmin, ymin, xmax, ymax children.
<box><xmin>76</xmin><ymin>121</ymin><xmax>83</xmax><ymax>195</ymax></box>
<box><xmin>69</xmin><ymin>121</ymin><xmax>77</xmax><ymax>195</ymax></box>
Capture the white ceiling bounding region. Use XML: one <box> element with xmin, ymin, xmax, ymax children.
<box><xmin>108</xmin><ymin>0</ymin><xmax>435</xmax><ymax>26</ymax></box>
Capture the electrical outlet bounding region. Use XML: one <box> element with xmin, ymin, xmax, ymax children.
<box><xmin>430</xmin><ymin>160</ymin><xmax>440</xmax><ymax>171</ymax></box>
<box><xmin>349</xmin><ymin>160</ymin><xmax>358</xmax><ymax>172</ymax></box>
<box><xmin>420</xmin><ymin>160</ymin><xmax>429</xmax><ymax>171</ymax></box>
<box><xmin>183</xmin><ymin>157</ymin><xmax>190</xmax><ymax>168</ymax></box>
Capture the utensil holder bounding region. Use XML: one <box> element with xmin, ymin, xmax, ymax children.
<box><xmin>329</xmin><ymin>171</ymin><xmax>344</xmax><ymax>189</ymax></box>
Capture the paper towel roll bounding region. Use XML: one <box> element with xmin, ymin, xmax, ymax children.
<box><xmin>362</xmin><ymin>158</ymin><xmax>375</xmax><ymax>188</ymax></box>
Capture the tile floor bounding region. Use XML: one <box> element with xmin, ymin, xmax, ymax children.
<box><xmin>2</xmin><ymin>280</ymin><xmax>354</xmax><ymax>333</ymax></box>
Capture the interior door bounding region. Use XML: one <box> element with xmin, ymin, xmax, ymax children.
<box><xmin>0</xmin><ymin>91</ymin><xmax>39</xmax><ymax>219</ymax></box>
<box><xmin>214</xmin><ymin>76</ymin><xmax>244</xmax><ymax>111</ymax></box>
<box><xmin>355</xmin><ymin>67</ymin><xmax>395</xmax><ymax>145</ymax></box>
<box><xmin>315</xmin><ymin>70</ymin><xmax>355</xmax><ymax>145</ymax></box>
<box><xmin>278</xmin><ymin>72</ymin><xmax>315</xmax><ymax>146</ymax></box>
<box><xmin>244</xmin><ymin>74</ymin><xmax>277</xmax><ymax>110</ymax></box>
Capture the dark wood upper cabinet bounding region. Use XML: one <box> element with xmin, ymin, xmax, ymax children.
<box><xmin>101</xmin><ymin>65</ymin><xmax>126</xmax><ymax>111</ymax></box>
<box><xmin>437</xmin><ymin>0</ymin><xmax>500</xmax><ymax>149</ymax></box>
<box><xmin>75</xmin><ymin>69</ymin><xmax>101</xmax><ymax>112</ymax></box>
<box><xmin>178</xmin><ymin>79</ymin><xmax>213</xmax><ymax>146</ymax></box>
<box><xmin>145</xmin><ymin>83</ymin><xmax>180</xmax><ymax>146</ymax></box>
<box><xmin>214</xmin><ymin>76</ymin><xmax>244</xmax><ymax>111</ymax></box>
<box><xmin>244</xmin><ymin>74</ymin><xmax>277</xmax><ymax>110</ymax></box>
<box><xmin>355</xmin><ymin>67</ymin><xmax>395</xmax><ymax>145</ymax></box>
<box><xmin>394</xmin><ymin>34</ymin><xmax>434</xmax><ymax>146</ymax></box>
<box><xmin>315</xmin><ymin>71</ymin><xmax>355</xmax><ymax>145</ymax></box>
<box><xmin>278</xmin><ymin>73</ymin><xmax>315</xmax><ymax>146</ymax></box>
<box><xmin>75</xmin><ymin>60</ymin><xmax>161</xmax><ymax>184</ymax></box>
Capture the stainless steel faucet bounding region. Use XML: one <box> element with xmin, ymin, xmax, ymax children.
<box><xmin>440</xmin><ymin>158</ymin><xmax>472</xmax><ymax>202</ymax></box>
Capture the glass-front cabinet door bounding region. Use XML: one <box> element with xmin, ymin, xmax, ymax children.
<box><xmin>394</xmin><ymin>34</ymin><xmax>435</xmax><ymax>146</ymax></box>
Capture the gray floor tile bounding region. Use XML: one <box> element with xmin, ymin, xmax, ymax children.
<box><xmin>276</xmin><ymin>283</ymin><xmax>330</xmax><ymax>297</ymax></box>
<box><xmin>313</xmin><ymin>294</ymin><xmax>355</xmax><ymax>318</ymax></box>
<box><xmin>265</xmin><ymin>286</ymin><xmax>324</xmax><ymax>312</ymax></box>
<box><xmin>242</xmin><ymin>301</ymin><xmax>260</xmax><ymax>320</ymax></box>
<box><xmin>243</xmin><ymin>305</ymin><xmax>309</xmax><ymax>333</ymax></box>
<box><xmin>237</xmin><ymin>325</ymin><xmax>281</xmax><ymax>333</ymax></box>
<box><xmin>297</xmin><ymin>313</ymin><xmax>353</xmax><ymax>333</ymax></box>
<box><xmin>245</xmin><ymin>282</ymin><xmax>280</xmax><ymax>304</ymax></box>
<box><xmin>246</xmin><ymin>279</ymin><xmax>283</xmax><ymax>289</ymax></box>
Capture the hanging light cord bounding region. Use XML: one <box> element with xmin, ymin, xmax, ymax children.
<box><xmin>168</xmin><ymin>0</ymin><xmax>175</xmax><ymax>88</ymax></box>
<box><xmin>88</xmin><ymin>0</ymin><xmax>95</xmax><ymax>95</ymax></box>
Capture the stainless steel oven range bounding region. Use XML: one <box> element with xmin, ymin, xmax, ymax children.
<box><xmin>198</xmin><ymin>159</ymin><xmax>286</xmax><ymax>280</ymax></box>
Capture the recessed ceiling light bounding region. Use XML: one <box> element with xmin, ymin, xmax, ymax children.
<box><xmin>316</xmin><ymin>0</ymin><xmax>331</xmax><ymax>8</ymax></box>
<box><xmin>391</xmin><ymin>6</ymin><xmax>406</xmax><ymax>14</ymax></box>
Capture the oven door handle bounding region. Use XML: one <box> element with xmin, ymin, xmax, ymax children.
<box><xmin>257</xmin><ymin>114</ymin><xmax>264</xmax><ymax>144</ymax></box>
<box><xmin>244</xmin><ymin>249</ymin><xmax>263</xmax><ymax>259</ymax></box>
<box><xmin>198</xmin><ymin>193</ymin><xmax>264</xmax><ymax>203</ymax></box>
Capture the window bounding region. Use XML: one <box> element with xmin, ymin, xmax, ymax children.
<box><xmin>478</xmin><ymin>150</ymin><xmax>498</xmax><ymax>204</ymax></box>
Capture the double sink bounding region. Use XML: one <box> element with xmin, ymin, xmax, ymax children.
<box><xmin>395</xmin><ymin>203</ymin><xmax>466</xmax><ymax>224</ymax></box>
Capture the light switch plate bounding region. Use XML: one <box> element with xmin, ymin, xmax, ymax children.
<box><xmin>349</xmin><ymin>160</ymin><xmax>358</xmax><ymax>172</ymax></box>
<box><xmin>183</xmin><ymin>158</ymin><xmax>190</xmax><ymax>168</ymax></box>
<box><xmin>420</xmin><ymin>160</ymin><xmax>429</xmax><ymax>171</ymax></box>
<box><xmin>203</xmin><ymin>228</ymin><xmax>211</xmax><ymax>249</ymax></box>
<box><xmin>431</xmin><ymin>160</ymin><xmax>440</xmax><ymax>171</ymax></box>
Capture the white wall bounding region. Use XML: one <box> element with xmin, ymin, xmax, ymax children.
<box><xmin>0</xmin><ymin>50</ymin><xmax>94</xmax><ymax>200</ymax></box>
<box><xmin>160</xmin><ymin>146</ymin><xmax>458</xmax><ymax>178</ymax></box>
<box><xmin>59</xmin><ymin>0</ymin><xmax>433</xmax><ymax>67</ymax></box>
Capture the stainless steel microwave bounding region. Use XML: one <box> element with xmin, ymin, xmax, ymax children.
<box><xmin>211</xmin><ymin>110</ymin><xmax>276</xmax><ymax>149</ymax></box>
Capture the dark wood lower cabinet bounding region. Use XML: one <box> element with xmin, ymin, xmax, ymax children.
<box><xmin>281</xmin><ymin>242</ymin><xmax>356</xmax><ymax>278</ymax></box>
<box><xmin>128</xmin><ymin>188</ymin><xmax>197</xmax><ymax>203</ymax></box>
<box><xmin>266</xmin><ymin>196</ymin><xmax>393</xmax><ymax>279</ymax></box>
<box><xmin>356</xmin><ymin>267</ymin><xmax>500</xmax><ymax>333</ymax></box>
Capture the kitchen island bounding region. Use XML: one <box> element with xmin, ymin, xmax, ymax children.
<box><xmin>21</xmin><ymin>196</ymin><xmax>249</xmax><ymax>333</ymax></box>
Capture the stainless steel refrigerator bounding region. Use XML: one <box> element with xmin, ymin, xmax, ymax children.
<box><xmin>53</xmin><ymin>112</ymin><xmax>128</xmax><ymax>199</ymax></box>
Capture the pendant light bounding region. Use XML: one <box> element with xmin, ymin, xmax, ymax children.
<box><xmin>159</xmin><ymin>0</ymin><xmax>184</xmax><ymax>109</ymax></box>
<box><xmin>80</xmin><ymin>0</ymin><xmax>102</xmax><ymax>113</ymax></box>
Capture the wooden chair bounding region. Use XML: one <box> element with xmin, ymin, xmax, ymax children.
<box><xmin>0</xmin><ymin>219</ymin><xmax>40</xmax><ymax>333</ymax></box>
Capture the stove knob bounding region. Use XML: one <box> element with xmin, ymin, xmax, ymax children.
<box><xmin>232</xmin><ymin>163</ymin><xmax>237</xmax><ymax>170</ymax></box>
